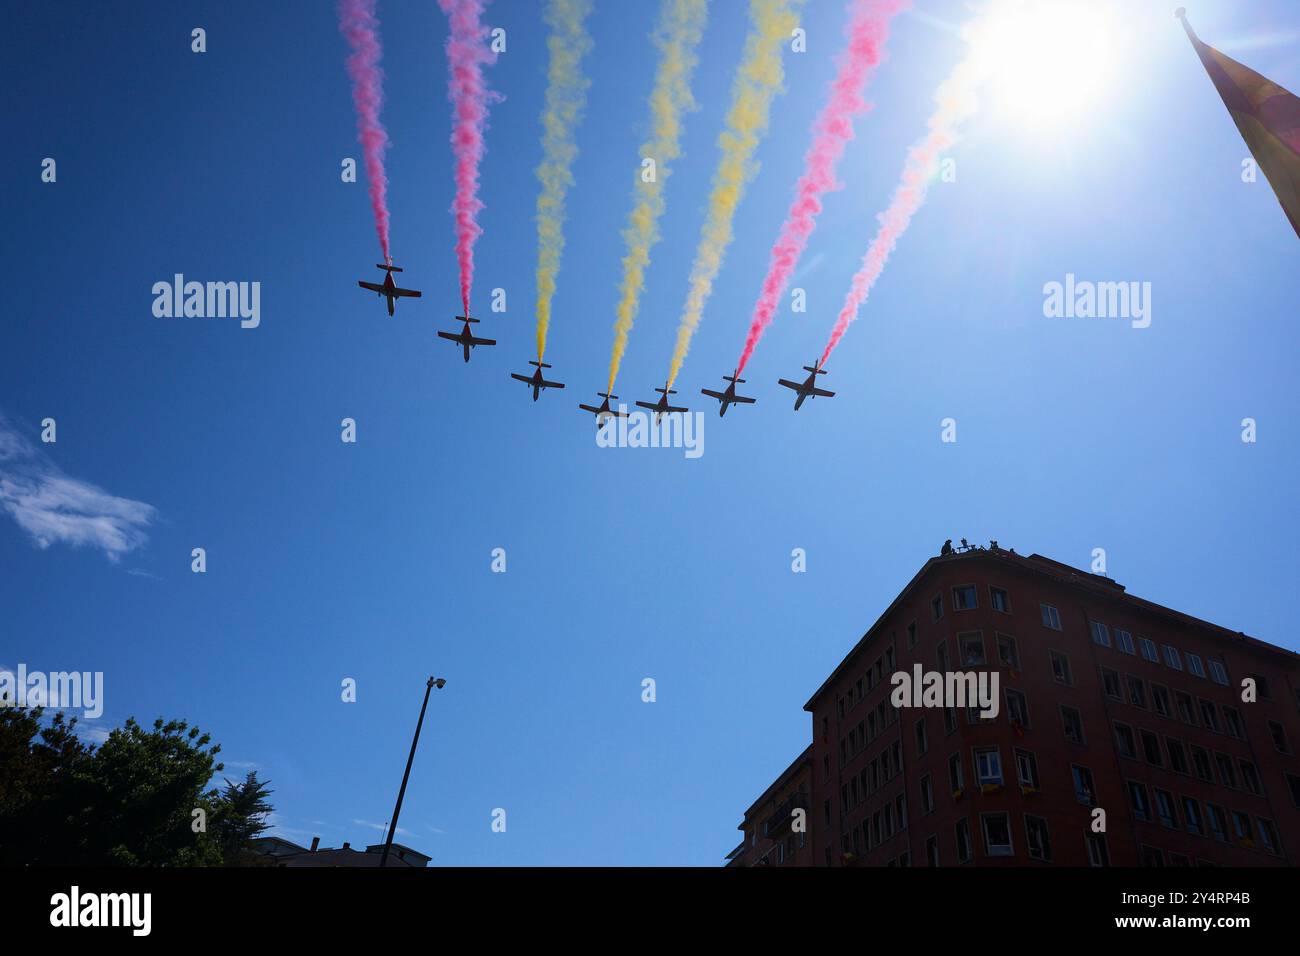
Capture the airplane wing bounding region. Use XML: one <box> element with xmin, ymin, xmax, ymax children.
<box><xmin>541</xmin><ymin>379</ymin><xmax>565</xmax><ymax>390</ymax></box>
<box><xmin>469</xmin><ymin>336</ymin><xmax>496</xmax><ymax>346</ymax></box>
<box><xmin>733</xmin><ymin>395</ymin><xmax>756</xmax><ymax>404</ymax></box>
<box><xmin>436</xmin><ymin>331</ymin><xmax>459</xmax><ymax>342</ymax></box>
<box><xmin>578</xmin><ymin>404</ymin><xmax>601</xmax><ymax>414</ymax></box>
<box><xmin>665</xmin><ymin>404</ymin><xmax>689</xmax><ymax>414</ymax></box>
<box><xmin>392</xmin><ymin>287</ymin><xmax>422</xmax><ymax>298</ymax></box>
<box><xmin>510</xmin><ymin>373</ymin><xmax>532</xmax><ymax>384</ymax></box>
<box><xmin>810</xmin><ymin>387</ymin><xmax>836</xmax><ymax>398</ymax></box>
<box><xmin>358</xmin><ymin>281</ymin><xmax>385</xmax><ymax>293</ymax></box>
<box><xmin>634</xmin><ymin>401</ymin><xmax>657</xmax><ymax>410</ymax></box>
<box><xmin>701</xmin><ymin>388</ymin><xmax>725</xmax><ymax>400</ymax></box>
<box><xmin>777</xmin><ymin>379</ymin><xmax>801</xmax><ymax>391</ymax></box>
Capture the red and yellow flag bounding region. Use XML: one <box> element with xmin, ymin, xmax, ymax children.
<box><xmin>1178</xmin><ymin>8</ymin><xmax>1300</xmax><ymax>239</ymax></box>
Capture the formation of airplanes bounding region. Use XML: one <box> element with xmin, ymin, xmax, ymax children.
<box><xmin>354</xmin><ymin>261</ymin><xmax>838</xmax><ymax>416</ymax></box>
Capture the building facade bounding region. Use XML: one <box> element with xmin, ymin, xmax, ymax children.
<box><xmin>731</xmin><ymin>545</ymin><xmax>1300</xmax><ymax>866</ymax></box>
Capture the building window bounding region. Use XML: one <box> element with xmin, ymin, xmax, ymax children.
<box><xmin>1286</xmin><ymin>773</ymin><xmax>1300</xmax><ymax>808</ymax></box>
<box><xmin>1208</xmin><ymin>659</ymin><xmax>1229</xmax><ymax>685</ymax></box>
<box><xmin>990</xmin><ymin>586</ymin><xmax>1010</xmax><ymax>612</ymax></box>
<box><xmin>1240</xmin><ymin>761</ymin><xmax>1263</xmax><ymax>795</ymax></box>
<box><xmin>1006</xmin><ymin>689</ymin><xmax>1029</xmax><ymax>729</ymax></box>
<box><xmin>1198</xmin><ymin>700</ymin><xmax>1219</xmax><ymax>733</ymax></box>
<box><xmin>1215</xmin><ymin>753</ymin><xmax>1237</xmax><ymax>789</ymax></box>
<box><xmin>1141</xmin><ymin>846</ymin><xmax>1164</xmax><ymax>867</ymax></box>
<box><xmin>1223</xmin><ymin>707</ymin><xmax>1244</xmax><ymax>739</ymax></box>
<box><xmin>1090</xmin><ymin>621</ymin><xmax>1111</xmax><ymax>647</ymax></box>
<box><xmin>1186</xmin><ymin>653</ymin><xmax>1206</xmax><ymax>678</ymax></box>
<box><xmin>953</xmin><ymin>585</ymin><xmax>978</xmax><ymax>610</ymax></box>
<box><xmin>975</xmin><ymin>747</ymin><xmax>1003</xmax><ymax>787</ymax></box>
<box><xmin>955</xmin><ymin>819</ymin><xmax>972</xmax><ymax>863</ymax></box>
<box><xmin>1175</xmin><ymin>692</ymin><xmax>1197</xmax><ymax>725</ymax></box>
<box><xmin>925</xmin><ymin>835</ymin><xmax>939</xmax><ymax>866</ymax></box>
<box><xmin>1155</xmin><ymin>789</ymin><xmax>1177</xmax><ymax>828</ymax></box>
<box><xmin>949</xmin><ymin>752</ymin><xmax>965</xmax><ymax>794</ymax></box>
<box><xmin>1115</xmin><ymin>629</ymin><xmax>1135</xmax><ymax>655</ymax></box>
<box><xmin>1151</xmin><ymin>683</ymin><xmax>1171</xmax><ymax>718</ymax></box>
<box><xmin>1162</xmin><ymin>645</ymin><xmax>1183</xmax><ymax>670</ymax></box>
<box><xmin>931</xmin><ymin>595</ymin><xmax>944</xmax><ymax>621</ymax></box>
<box><xmin>1192</xmin><ymin>746</ymin><xmax>1214</xmax><ymax>782</ymax></box>
<box><xmin>1072</xmin><ymin>764</ymin><xmax>1096</xmax><ymax>805</ymax></box>
<box><xmin>920</xmin><ymin>774</ymin><xmax>935</xmax><ymax>814</ymax></box>
<box><xmin>1137</xmin><ymin>637</ymin><xmax>1158</xmax><ymax>662</ymax></box>
<box><xmin>1141</xmin><ymin>730</ymin><xmax>1163</xmax><ymax>767</ymax></box>
<box><xmin>1013</xmin><ymin>814</ymin><xmax>1048</xmax><ymax>862</ymax></box>
<box><xmin>944</xmin><ymin>706</ymin><xmax>957</xmax><ymax>734</ymax></box>
<box><xmin>936</xmin><ymin>640</ymin><xmax>949</xmax><ymax>671</ymax></box>
<box><xmin>1101</xmin><ymin>667</ymin><xmax>1122</xmax><ymax>699</ymax></box>
<box><xmin>1257</xmin><ymin>818</ymin><xmax>1279</xmax><ymax>854</ymax></box>
<box><xmin>1206</xmin><ymin>804</ymin><xmax>1228</xmax><ymax>842</ymax></box>
<box><xmin>1127</xmin><ymin>675</ymin><xmax>1147</xmax><ymax>709</ymax></box>
<box><xmin>906</xmin><ymin>620</ymin><xmax>917</xmax><ymax>649</ymax></box>
<box><xmin>1252</xmin><ymin>674</ymin><xmax>1271</xmax><ymax>699</ymax></box>
<box><xmin>1086</xmin><ymin>832</ymin><xmax>1110</xmax><ymax>867</ymax></box>
<box><xmin>1050</xmin><ymin>650</ymin><xmax>1072</xmax><ymax>685</ymax></box>
<box><xmin>1114</xmin><ymin>722</ymin><xmax>1137</xmax><ymax>759</ymax></box>
<box><xmin>1230</xmin><ymin>810</ymin><xmax>1251</xmax><ymax>841</ymax></box>
<box><xmin>915</xmin><ymin>718</ymin><xmax>928</xmax><ymax>756</ymax></box>
<box><xmin>1014</xmin><ymin>748</ymin><xmax>1039</xmax><ymax>789</ymax></box>
<box><xmin>958</xmin><ymin>631</ymin><xmax>985</xmax><ymax>666</ymax></box>
<box><xmin>1062</xmin><ymin>706</ymin><xmax>1085</xmax><ymax>744</ymax></box>
<box><xmin>981</xmin><ymin>812</ymin><xmax>1014</xmax><ymax>857</ymax></box>
<box><xmin>1166</xmin><ymin>738</ymin><xmax>1189</xmax><ymax>775</ymax></box>
<box><xmin>996</xmin><ymin>633</ymin><xmax>1019</xmax><ymax>668</ymax></box>
<box><xmin>1269</xmin><ymin>720</ymin><xmax>1290</xmax><ymax>753</ymax></box>
<box><xmin>1128</xmin><ymin>781</ymin><xmax>1151</xmax><ymax>821</ymax></box>
<box><xmin>1040</xmin><ymin>603</ymin><xmax>1062</xmax><ymax>630</ymax></box>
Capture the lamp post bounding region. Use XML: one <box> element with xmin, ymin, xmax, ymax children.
<box><xmin>380</xmin><ymin>676</ymin><xmax>445</xmax><ymax>867</ymax></box>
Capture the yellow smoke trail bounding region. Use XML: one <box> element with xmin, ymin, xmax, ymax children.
<box><xmin>607</xmin><ymin>0</ymin><xmax>709</xmax><ymax>393</ymax></box>
<box><xmin>534</xmin><ymin>0</ymin><xmax>595</xmax><ymax>362</ymax></box>
<box><xmin>667</xmin><ymin>0</ymin><xmax>799</xmax><ymax>389</ymax></box>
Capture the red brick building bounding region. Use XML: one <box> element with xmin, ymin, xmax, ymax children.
<box><xmin>730</xmin><ymin>545</ymin><xmax>1300</xmax><ymax>866</ymax></box>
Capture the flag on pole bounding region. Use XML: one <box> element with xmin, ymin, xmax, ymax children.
<box><xmin>1177</xmin><ymin>8</ymin><xmax>1300</xmax><ymax>239</ymax></box>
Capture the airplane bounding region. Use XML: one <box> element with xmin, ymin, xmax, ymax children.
<box><xmin>357</xmin><ymin>261</ymin><xmax>422</xmax><ymax>316</ymax></box>
<box><xmin>777</xmin><ymin>361</ymin><xmax>836</xmax><ymax>411</ymax></box>
<box><xmin>511</xmin><ymin>361</ymin><xmax>566</xmax><ymax>402</ymax></box>
<box><xmin>700</xmin><ymin>369</ymin><xmax>756</xmax><ymax>418</ymax></box>
<box><xmin>635</xmin><ymin>381</ymin><xmax>689</xmax><ymax>424</ymax></box>
<box><xmin>577</xmin><ymin>391</ymin><xmax>628</xmax><ymax>428</ymax></box>
<box><xmin>437</xmin><ymin>314</ymin><xmax>496</xmax><ymax>363</ymax></box>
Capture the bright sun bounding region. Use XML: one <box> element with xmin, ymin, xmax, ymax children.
<box><xmin>972</xmin><ymin>0</ymin><xmax>1119</xmax><ymax>125</ymax></box>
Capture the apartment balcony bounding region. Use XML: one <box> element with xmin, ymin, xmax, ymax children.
<box><xmin>762</xmin><ymin>792</ymin><xmax>809</xmax><ymax>837</ymax></box>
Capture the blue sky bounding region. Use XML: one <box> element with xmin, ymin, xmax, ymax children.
<box><xmin>2</xmin><ymin>0</ymin><xmax>1297</xmax><ymax>865</ymax></box>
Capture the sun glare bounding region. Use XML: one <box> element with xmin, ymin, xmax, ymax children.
<box><xmin>971</xmin><ymin>0</ymin><xmax>1119</xmax><ymax>126</ymax></box>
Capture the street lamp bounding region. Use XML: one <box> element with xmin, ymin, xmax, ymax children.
<box><xmin>379</xmin><ymin>676</ymin><xmax>445</xmax><ymax>868</ymax></box>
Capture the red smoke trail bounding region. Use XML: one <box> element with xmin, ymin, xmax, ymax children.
<box><xmin>438</xmin><ymin>0</ymin><xmax>497</xmax><ymax>317</ymax></box>
<box><xmin>735</xmin><ymin>0</ymin><xmax>907</xmax><ymax>375</ymax></box>
<box><xmin>339</xmin><ymin>0</ymin><xmax>391</xmax><ymax>262</ymax></box>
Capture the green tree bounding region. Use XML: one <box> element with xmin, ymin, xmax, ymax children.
<box><xmin>0</xmin><ymin>706</ymin><xmax>277</xmax><ymax>866</ymax></box>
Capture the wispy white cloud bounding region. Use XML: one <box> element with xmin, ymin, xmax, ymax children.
<box><xmin>353</xmin><ymin>818</ymin><xmax>413</xmax><ymax>838</ymax></box>
<box><xmin>0</xmin><ymin>415</ymin><xmax>156</xmax><ymax>561</ymax></box>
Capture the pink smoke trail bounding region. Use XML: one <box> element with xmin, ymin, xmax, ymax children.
<box><xmin>339</xmin><ymin>0</ymin><xmax>391</xmax><ymax>263</ymax></box>
<box><xmin>819</xmin><ymin>35</ymin><xmax>989</xmax><ymax>367</ymax></box>
<box><xmin>734</xmin><ymin>0</ymin><xmax>907</xmax><ymax>376</ymax></box>
<box><xmin>438</xmin><ymin>0</ymin><xmax>497</xmax><ymax>317</ymax></box>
